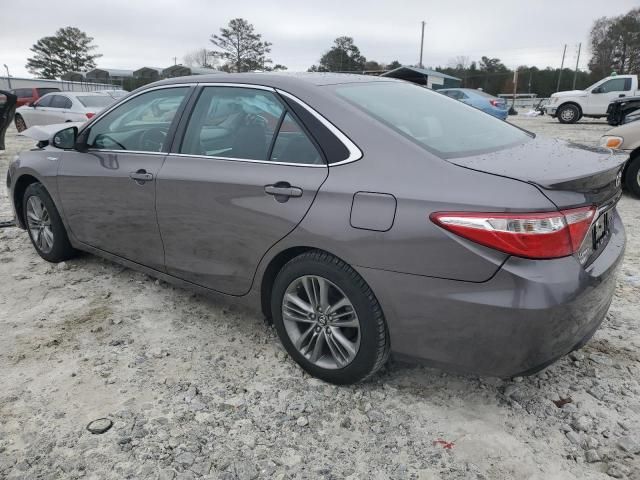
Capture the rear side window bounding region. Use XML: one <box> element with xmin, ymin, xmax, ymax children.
<box><xmin>270</xmin><ymin>113</ymin><xmax>323</xmax><ymax>164</ymax></box>
<box><xmin>50</xmin><ymin>95</ymin><xmax>72</xmax><ymax>109</ymax></box>
<box><xmin>13</xmin><ymin>88</ymin><xmax>33</xmax><ymax>99</ymax></box>
<box><xmin>333</xmin><ymin>82</ymin><xmax>530</xmax><ymax>158</ymax></box>
<box><xmin>181</xmin><ymin>86</ymin><xmax>284</xmax><ymax>161</ymax></box>
<box><xmin>77</xmin><ymin>96</ymin><xmax>114</xmax><ymax>108</ymax></box>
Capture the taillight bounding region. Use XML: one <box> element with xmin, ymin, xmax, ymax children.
<box><xmin>430</xmin><ymin>206</ymin><xmax>596</xmax><ymax>259</ymax></box>
<box><xmin>490</xmin><ymin>99</ymin><xmax>501</xmax><ymax>107</ymax></box>
<box><xmin>85</xmin><ymin>112</ymin><xmax>95</xmax><ymax>119</ymax></box>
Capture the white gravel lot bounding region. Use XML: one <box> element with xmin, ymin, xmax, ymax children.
<box><xmin>0</xmin><ymin>115</ymin><xmax>639</xmax><ymax>480</ymax></box>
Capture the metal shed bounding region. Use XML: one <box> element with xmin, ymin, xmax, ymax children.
<box><xmin>381</xmin><ymin>66</ymin><xmax>461</xmax><ymax>90</ymax></box>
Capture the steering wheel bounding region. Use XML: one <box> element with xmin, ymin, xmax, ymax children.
<box><xmin>140</xmin><ymin>127</ymin><xmax>167</xmax><ymax>152</ymax></box>
<box><xmin>95</xmin><ymin>133</ymin><xmax>127</xmax><ymax>150</ymax></box>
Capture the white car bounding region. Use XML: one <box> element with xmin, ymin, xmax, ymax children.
<box><xmin>14</xmin><ymin>92</ymin><xmax>115</xmax><ymax>132</ymax></box>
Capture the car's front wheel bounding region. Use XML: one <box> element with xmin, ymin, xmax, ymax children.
<box><xmin>625</xmin><ymin>156</ymin><xmax>640</xmax><ymax>198</ymax></box>
<box><xmin>557</xmin><ymin>104</ymin><xmax>580</xmax><ymax>124</ymax></box>
<box><xmin>22</xmin><ymin>182</ymin><xmax>76</xmax><ymax>262</ymax></box>
<box><xmin>14</xmin><ymin>114</ymin><xmax>27</xmax><ymax>132</ymax></box>
<box><xmin>271</xmin><ymin>250</ymin><xmax>390</xmax><ymax>385</ymax></box>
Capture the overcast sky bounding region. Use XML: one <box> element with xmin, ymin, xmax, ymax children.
<box><xmin>1</xmin><ymin>0</ymin><xmax>637</xmax><ymax>78</ymax></box>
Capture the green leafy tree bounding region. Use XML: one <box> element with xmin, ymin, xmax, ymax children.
<box><xmin>210</xmin><ymin>18</ymin><xmax>280</xmax><ymax>72</ymax></box>
<box><xmin>309</xmin><ymin>37</ymin><xmax>367</xmax><ymax>72</ymax></box>
<box><xmin>26</xmin><ymin>27</ymin><xmax>101</xmax><ymax>79</ymax></box>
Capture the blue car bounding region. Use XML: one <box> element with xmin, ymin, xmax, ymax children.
<box><xmin>439</xmin><ymin>88</ymin><xmax>509</xmax><ymax>120</ymax></box>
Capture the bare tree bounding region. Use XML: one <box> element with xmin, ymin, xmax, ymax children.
<box><xmin>183</xmin><ymin>49</ymin><xmax>219</xmax><ymax>69</ymax></box>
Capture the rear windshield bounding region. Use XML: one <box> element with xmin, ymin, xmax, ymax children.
<box><xmin>77</xmin><ymin>96</ymin><xmax>113</xmax><ymax>108</ymax></box>
<box><xmin>333</xmin><ymin>82</ymin><xmax>531</xmax><ymax>158</ymax></box>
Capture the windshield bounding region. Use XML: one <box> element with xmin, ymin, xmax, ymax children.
<box><xmin>333</xmin><ymin>82</ymin><xmax>531</xmax><ymax>158</ymax></box>
<box><xmin>77</xmin><ymin>96</ymin><xmax>113</xmax><ymax>108</ymax></box>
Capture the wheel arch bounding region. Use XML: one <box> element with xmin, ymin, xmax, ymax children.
<box><xmin>558</xmin><ymin>101</ymin><xmax>583</xmax><ymax>115</ymax></box>
<box><xmin>260</xmin><ymin>246</ymin><xmax>317</xmax><ymax>319</ymax></box>
<box><xmin>13</xmin><ymin>174</ymin><xmax>47</xmax><ymax>229</ymax></box>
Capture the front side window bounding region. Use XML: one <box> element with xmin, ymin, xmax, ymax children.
<box><xmin>333</xmin><ymin>81</ymin><xmax>531</xmax><ymax>158</ymax></box>
<box><xmin>598</xmin><ymin>78</ymin><xmax>630</xmax><ymax>93</ymax></box>
<box><xmin>35</xmin><ymin>95</ymin><xmax>53</xmax><ymax>107</ymax></box>
<box><xmin>87</xmin><ymin>87</ymin><xmax>188</xmax><ymax>152</ymax></box>
<box><xmin>181</xmin><ymin>87</ymin><xmax>285</xmax><ymax>161</ymax></box>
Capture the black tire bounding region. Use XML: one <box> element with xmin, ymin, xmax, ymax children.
<box><xmin>271</xmin><ymin>250</ymin><xmax>390</xmax><ymax>385</ymax></box>
<box><xmin>625</xmin><ymin>157</ymin><xmax>640</xmax><ymax>198</ymax></box>
<box><xmin>22</xmin><ymin>182</ymin><xmax>76</xmax><ymax>262</ymax></box>
<box><xmin>15</xmin><ymin>114</ymin><xmax>27</xmax><ymax>132</ymax></box>
<box><xmin>557</xmin><ymin>104</ymin><xmax>581</xmax><ymax>124</ymax></box>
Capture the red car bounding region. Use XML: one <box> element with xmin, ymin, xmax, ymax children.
<box><xmin>10</xmin><ymin>87</ymin><xmax>61</xmax><ymax>108</ymax></box>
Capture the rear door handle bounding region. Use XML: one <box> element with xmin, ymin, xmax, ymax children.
<box><xmin>129</xmin><ymin>169</ymin><xmax>154</xmax><ymax>184</ymax></box>
<box><xmin>265</xmin><ymin>183</ymin><xmax>303</xmax><ymax>202</ymax></box>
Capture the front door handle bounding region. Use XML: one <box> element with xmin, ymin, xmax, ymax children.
<box><xmin>265</xmin><ymin>182</ymin><xmax>303</xmax><ymax>202</ymax></box>
<box><xmin>129</xmin><ymin>169</ymin><xmax>154</xmax><ymax>184</ymax></box>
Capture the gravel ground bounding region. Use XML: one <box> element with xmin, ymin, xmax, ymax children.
<box><xmin>0</xmin><ymin>115</ymin><xmax>639</xmax><ymax>480</ymax></box>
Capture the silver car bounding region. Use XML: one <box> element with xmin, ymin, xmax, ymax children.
<box><xmin>14</xmin><ymin>91</ymin><xmax>115</xmax><ymax>132</ymax></box>
<box><xmin>7</xmin><ymin>73</ymin><xmax>626</xmax><ymax>384</ymax></box>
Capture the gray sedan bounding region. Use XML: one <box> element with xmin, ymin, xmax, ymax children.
<box><xmin>7</xmin><ymin>73</ymin><xmax>626</xmax><ymax>384</ymax></box>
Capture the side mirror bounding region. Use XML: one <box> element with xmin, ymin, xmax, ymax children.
<box><xmin>74</xmin><ymin>127</ymin><xmax>90</xmax><ymax>153</ymax></box>
<box><xmin>592</xmin><ymin>87</ymin><xmax>603</xmax><ymax>94</ymax></box>
<box><xmin>29</xmin><ymin>102</ymin><xmax>37</xmax><ymax>107</ymax></box>
<box><xmin>52</xmin><ymin>126</ymin><xmax>78</xmax><ymax>150</ymax></box>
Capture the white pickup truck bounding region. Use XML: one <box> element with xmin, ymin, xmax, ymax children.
<box><xmin>544</xmin><ymin>74</ymin><xmax>639</xmax><ymax>123</ymax></box>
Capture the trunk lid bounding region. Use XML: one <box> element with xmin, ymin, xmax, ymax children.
<box><xmin>447</xmin><ymin>137</ymin><xmax>626</xmax><ymax>208</ymax></box>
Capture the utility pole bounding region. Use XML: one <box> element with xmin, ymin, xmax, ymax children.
<box><xmin>3</xmin><ymin>64</ymin><xmax>11</xmax><ymax>89</ymax></box>
<box><xmin>419</xmin><ymin>21</ymin><xmax>425</xmax><ymax>69</ymax></box>
<box><xmin>572</xmin><ymin>43</ymin><xmax>581</xmax><ymax>90</ymax></box>
<box><xmin>512</xmin><ymin>68</ymin><xmax>519</xmax><ymax>111</ymax></box>
<box><xmin>173</xmin><ymin>56</ymin><xmax>177</xmax><ymax>66</ymax></box>
<box><xmin>556</xmin><ymin>44</ymin><xmax>567</xmax><ymax>92</ymax></box>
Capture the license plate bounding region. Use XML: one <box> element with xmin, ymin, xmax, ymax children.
<box><xmin>592</xmin><ymin>211</ymin><xmax>610</xmax><ymax>249</ymax></box>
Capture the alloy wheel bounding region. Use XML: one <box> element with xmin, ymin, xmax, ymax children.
<box><xmin>282</xmin><ymin>275</ymin><xmax>361</xmax><ymax>369</ymax></box>
<box><xmin>26</xmin><ymin>196</ymin><xmax>54</xmax><ymax>253</ymax></box>
<box><xmin>15</xmin><ymin>116</ymin><xmax>26</xmax><ymax>132</ymax></box>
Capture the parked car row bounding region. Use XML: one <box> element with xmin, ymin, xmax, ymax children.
<box><xmin>13</xmin><ymin>91</ymin><xmax>119</xmax><ymax>132</ymax></box>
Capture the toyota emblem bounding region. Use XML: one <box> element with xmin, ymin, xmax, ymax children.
<box><xmin>615</xmin><ymin>170</ymin><xmax>622</xmax><ymax>188</ymax></box>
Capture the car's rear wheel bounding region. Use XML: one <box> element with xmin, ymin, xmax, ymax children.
<box><xmin>23</xmin><ymin>183</ymin><xmax>76</xmax><ymax>262</ymax></box>
<box><xmin>625</xmin><ymin>156</ymin><xmax>640</xmax><ymax>198</ymax></box>
<box><xmin>271</xmin><ymin>250</ymin><xmax>390</xmax><ymax>385</ymax></box>
<box><xmin>557</xmin><ymin>104</ymin><xmax>580</xmax><ymax>124</ymax></box>
<box><xmin>15</xmin><ymin>114</ymin><xmax>27</xmax><ymax>132</ymax></box>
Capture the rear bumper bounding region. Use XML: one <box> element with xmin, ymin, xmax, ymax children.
<box><xmin>356</xmin><ymin>210</ymin><xmax>626</xmax><ymax>377</ymax></box>
<box><xmin>544</xmin><ymin>105</ymin><xmax>557</xmax><ymax>116</ymax></box>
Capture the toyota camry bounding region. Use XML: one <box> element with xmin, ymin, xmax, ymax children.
<box><xmin>7</xmin><ymin>73</ymin><xmax>627</xmax><ymax>384</ymax></box>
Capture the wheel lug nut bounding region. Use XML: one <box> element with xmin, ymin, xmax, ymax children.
<box><xmin>315</xmin><ymin>326</ymin><xmax>321</xmax><ymax>332</ymax></box>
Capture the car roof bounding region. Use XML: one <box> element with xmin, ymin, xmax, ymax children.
<box><xmin>157</xmin><ymin>72</ymin><xmax>396</xmax><ymax>86</ymax></box>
